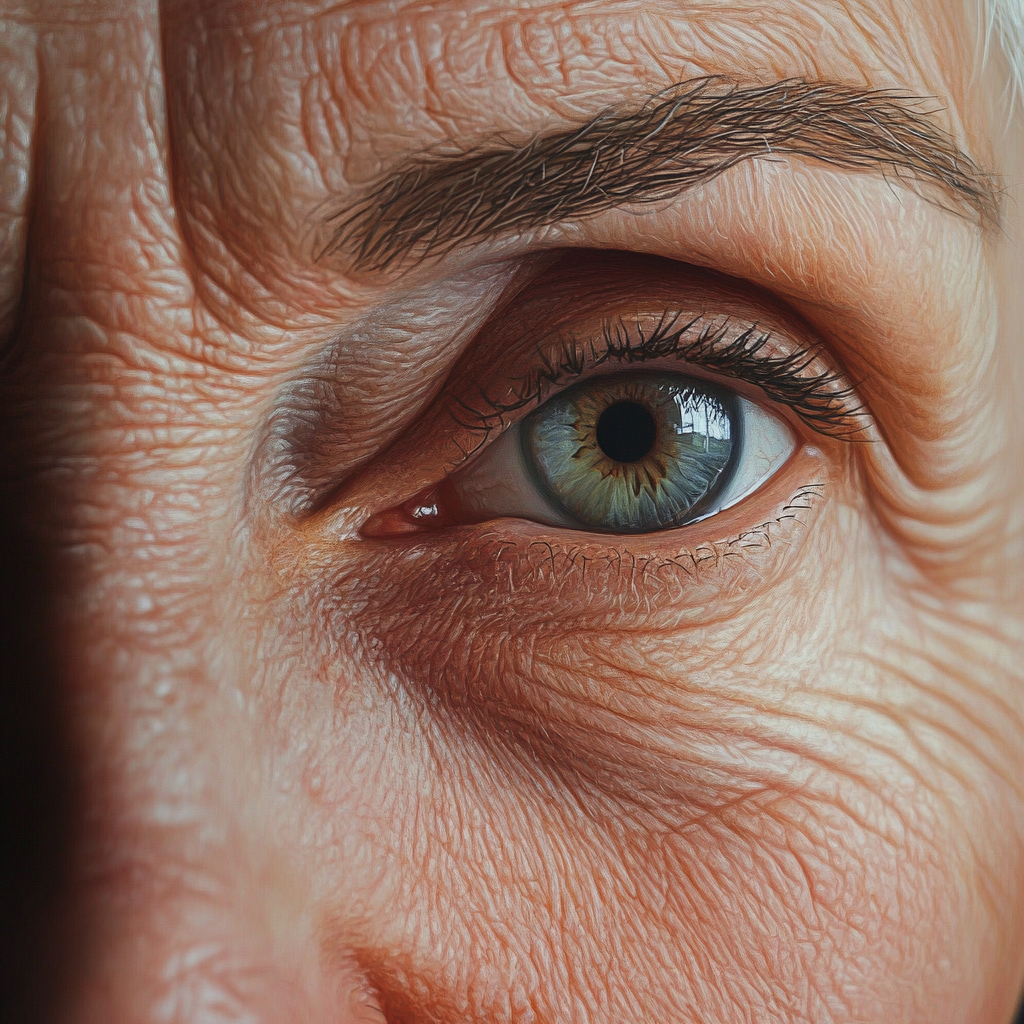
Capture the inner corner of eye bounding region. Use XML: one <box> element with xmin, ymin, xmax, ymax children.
<box><xmin>360</xmin><ymin>418</ymin><xmax>560</xmax><ymax>539</ymax></box>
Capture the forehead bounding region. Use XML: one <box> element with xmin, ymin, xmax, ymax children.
<box><xmin>165</xmin><ymin>0</ymin><xmax>982</xmax><ymax>160</ymax></box>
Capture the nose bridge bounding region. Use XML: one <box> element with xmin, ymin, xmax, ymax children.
<box><xmin>8</xmin><ymin>1</ymin><xmax>226</xmax><ymax>606</ymax></box>
<box><xmin>10</xmin><ymin>0</ymin><xmax>218</xmax><ymax>768</ymax></box>
<box><xmin>0</xmin><ymin>7</ymin><xmax>277</xmax><ymax>1022</ymax></box>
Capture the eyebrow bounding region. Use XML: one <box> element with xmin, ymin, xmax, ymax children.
<box><xmin>319</xmin><ymin>77</ymin><xmax>998</xmax><ymax>273</ymax></box>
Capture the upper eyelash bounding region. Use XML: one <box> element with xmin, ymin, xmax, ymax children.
<box><xmin>450</xmin><ymin>311</ymin><xmax>870</xmax><ymax>440</ymax></box>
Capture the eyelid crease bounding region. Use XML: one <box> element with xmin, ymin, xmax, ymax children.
<box><xmin>449</xmin><ymin>311</ymin><xmax>873</xmax><ymax>445</ymax></box>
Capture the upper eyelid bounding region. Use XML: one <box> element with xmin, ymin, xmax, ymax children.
<box><xmin>448</xmin><ymin>310</ymin><xmax>873</xmax><ymax>448</ymax></box>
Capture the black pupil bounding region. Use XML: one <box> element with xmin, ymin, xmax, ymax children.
<box><xmin>596</xmin><ymin>401</ymin><xmax>657</xmax><ymax>463</ymax></box>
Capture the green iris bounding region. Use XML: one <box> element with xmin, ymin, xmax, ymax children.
<box><xmin>521</xmin><ymin>373</ymin><xmax>737</xmax><ymax>533</ymax></box>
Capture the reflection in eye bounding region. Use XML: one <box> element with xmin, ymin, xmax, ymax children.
<box><xmin>443</xmin><ymin>371</ymin><xmax>795</xmax><ymax>534</ymax></box>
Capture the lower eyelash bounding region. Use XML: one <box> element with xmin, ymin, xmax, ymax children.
<box><xmin>521</xmin><ymin>482</ymin><xmax>826</xmax><ymax>579</ymax></box>
<box><xmin>354</xmin><ymin>481</ymin><xmax>829</xmax><ymax>640</ymax></box>
<box><xmin>452</xmin><ymin>312</ymin><xmax>870</xmax><ymax>442</ymax></box>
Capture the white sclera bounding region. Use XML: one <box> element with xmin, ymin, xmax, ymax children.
<box><xmin>448</xmin><ymin>392</ymin><xmax>797</xmax><ymax>532</ymax></box>
<box><xmin>708</xmin><ymin>396</ymin><xmax>796</xmax><ymax>516</ymax></box>
<box><xmin>448</xmin><ymin>424</ymin><xmax>570</xmax><ymax>524</ymax></box>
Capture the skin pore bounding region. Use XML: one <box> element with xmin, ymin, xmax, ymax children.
<box><xmin>2</xmin><ymin>0</ymin><xmax>1024</xmax><ymax>1022</ymax></box>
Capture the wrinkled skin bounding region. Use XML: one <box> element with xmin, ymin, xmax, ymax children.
<box><xmin>2</xmin><ymin>0</ymin><xmax>1024</xmax><ymax>1022</ymax></box>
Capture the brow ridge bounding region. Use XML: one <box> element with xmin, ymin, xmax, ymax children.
<box><xmin>320</xmin><ymin>77</ymin><xmax>997</xmax><ymax>273</ymax></box>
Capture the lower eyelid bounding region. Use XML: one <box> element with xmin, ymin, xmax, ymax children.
<box><xmin>344</xmin><ymin>447</ymin><xmax>833</xmax><ymax>642</ymax></box>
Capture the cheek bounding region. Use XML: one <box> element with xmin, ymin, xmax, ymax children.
<box><xmin>258</xmin><ymin>433</ymin><xmax>1013</xmax><ymax>1021</ymax></box>
<box><xmin>296</xmin><ymin>443</ymin><xmax>849</xmax><ymax>823</ymax></box>
<box><xmin>265</xmin><ymin>541</ymin><xmax>966</xmax><ymax>1024</ymax></box>
<box><xmin>343</xmin><ymin>497</ymin><xmax>870</xmax><ymax>820</ymax></box>
<box><xmin>341</xmin><ymin>495</ymin><xmax>829</xmax><ymax>768</ymax></box>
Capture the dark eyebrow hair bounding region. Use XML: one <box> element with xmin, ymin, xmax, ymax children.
<box><xmin>318</xmin><ymin>77</ymin><xmax>997</xmax><ymax>273</ymax></box>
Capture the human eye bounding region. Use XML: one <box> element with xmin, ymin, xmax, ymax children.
<box><xmin>357</xmin><ymin>251</ymin><xmax>866</xmax><ymax>548</ymax></box>
<box><xmin>442</xmin><ymin>368</ymin><xmax>792</xmax><ymax>534</ymax></box>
